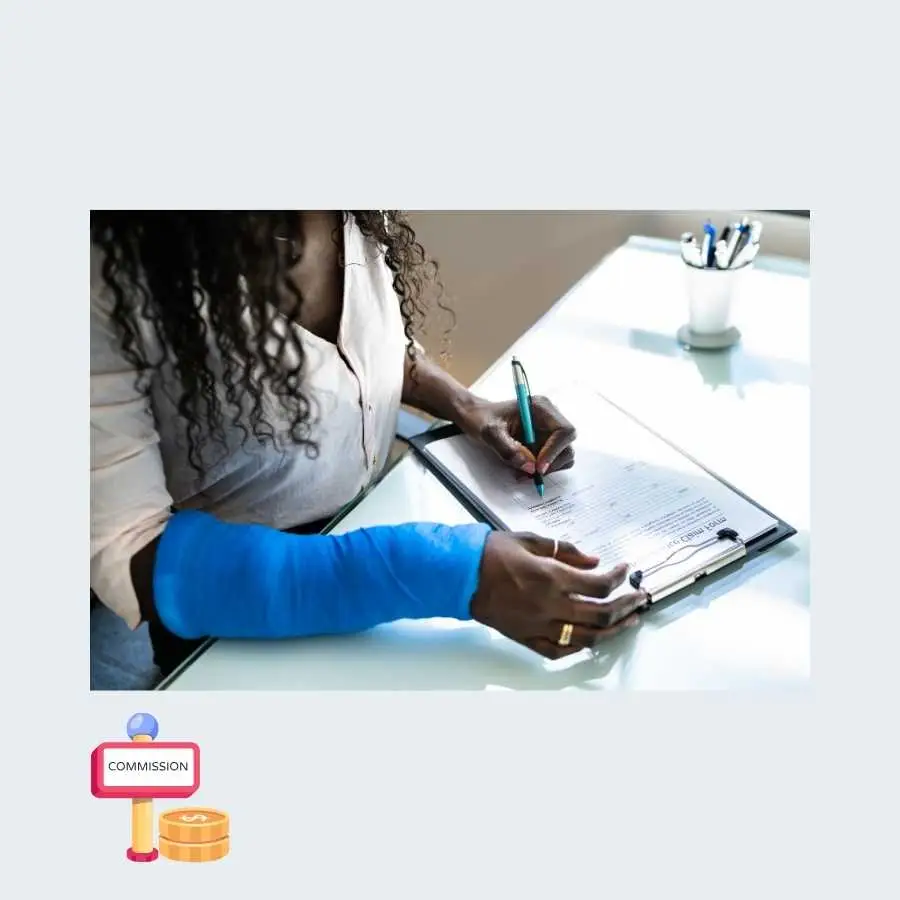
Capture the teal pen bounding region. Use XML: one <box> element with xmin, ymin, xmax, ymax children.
<box><xmin>511</xmin><ymin>357</ymin><xmax>544</xmax><ymax>497</ymax></box>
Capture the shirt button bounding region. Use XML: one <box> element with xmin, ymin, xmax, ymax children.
<box><xmin>372</xmin><ymin>453</ymin><xmax>378</xmax><ymax>468</ymax></box>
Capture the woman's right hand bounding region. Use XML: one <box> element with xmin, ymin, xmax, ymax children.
<box><xmin>470</xmin><ymin>531</ymin><xmax>650</xmax><ymax>659</ymax></box>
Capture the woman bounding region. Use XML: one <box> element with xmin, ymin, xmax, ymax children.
<box><xmin>90</xmin><ymin>211</ymin><xmax>647</xmax><ymax>677</ymax></box>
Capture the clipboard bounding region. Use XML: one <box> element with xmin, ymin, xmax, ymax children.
<box><xmin>408</xmin><ymin>392</ymin><xmax>796</xmax><ymax>608</ymax></box>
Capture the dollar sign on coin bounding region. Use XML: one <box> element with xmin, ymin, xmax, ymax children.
<box><xmin>159</xmin><ymin>808</ymin><xmax>230</xmax><ymax>863</ymax></box>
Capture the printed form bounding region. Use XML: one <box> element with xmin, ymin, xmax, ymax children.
<box><xmin>427</xmin><ymin>384</ymin><xmax>777</xmax><ymax>597</ymax></box>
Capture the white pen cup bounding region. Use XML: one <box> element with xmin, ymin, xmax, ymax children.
<box><xmin>682</xmin><ymin>258</ymin><xmax>752</xmax><ymax>335</ymax></box>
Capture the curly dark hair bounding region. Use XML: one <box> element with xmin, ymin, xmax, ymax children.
<box><xmin>90</xmin><ymin>211</ymin><xmax>450</xmax><ymax>474</ymax></box>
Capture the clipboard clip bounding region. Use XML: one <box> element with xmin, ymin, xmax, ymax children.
<box><xmin>628</xmin><ymin>527</ymin><xmax>746</xmax><ymax>602</ymax></box>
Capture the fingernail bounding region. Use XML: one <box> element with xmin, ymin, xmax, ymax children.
<box><xmin>537</xmin><ymin>461</ymin><xmax>550</xmax><ymax>475</ymax></box>
<box><xmin>521</xmin><ymin>461</ymin><xmax>535</xmax><ymax>475</ymax></box>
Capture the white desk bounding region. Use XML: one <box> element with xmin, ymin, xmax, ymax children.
<box><xmin>163</xmin><ymin>237</ymin><xmax>810</xmax><ymax>690</ymax></box>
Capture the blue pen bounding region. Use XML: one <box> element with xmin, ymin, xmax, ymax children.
<box><xmin>511</xmin><ymin>357</ymin><xmax>544</xmax><ymax>497</ymax></box>
<box><xmin>702</xmin><ymin>220</ymin><xmax>717</xmax><ymax>267</ymax></box>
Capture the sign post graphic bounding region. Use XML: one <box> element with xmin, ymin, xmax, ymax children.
<box><xmin>91</xmin><ymin>713</ymin><xmax>200</xmax><ymax>863</ymax></box>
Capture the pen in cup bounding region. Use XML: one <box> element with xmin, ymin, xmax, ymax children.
<box><xmin>681</xmin><ymin>233</ymin><xmax>703</xmax><ymax>268</ymax></box>
<box><xmin>701</xmin><ymin>221</ymin><xmax>717</xmax><ymax>267</ymax></box>
<box><xmin>728</xmin><ymin>216</ymin><xmax>751</xmax><ymax>265</ymax></box>
<box><xmin>724</xmin><ymin>218</ymin><xmax>743</xmax><ymax>265</ymax></box>
<box><xmin>730</xmin><ymin>240</ymin><xmax>759</xmax><ymax>269</ymax></box>
<box><xmin>714</xmin><ymin>240</ymin><xmax>731</xmax><ymax>269</ymax></box>
<box><xmin>511</xmin><ymin>357</ymin><xmax>544</xmax><ymax>497</ymax></box>
<box><xmin>749</xmin><ymin>220</ymin><xmax>763</xmax><ymax>245</ymax></box>
<box><xmin>680</xmin><ymin>234</ymin><xmax>703</xmax><ymax>268</ymax></box>
<box><xmin>730</xmin><ymin>219</ymin><xmax>762</xmax><ymax>268</ymax></box>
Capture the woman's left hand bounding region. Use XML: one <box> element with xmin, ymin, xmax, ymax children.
<box><xmin>458</xmin><ymin>395</ymin><xmax>577</xmax><ymax>478</ymax></box>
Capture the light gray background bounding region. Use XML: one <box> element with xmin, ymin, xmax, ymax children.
<box><xmin>3</xmin><ymin>0</ymin><xmax>895</xmax><ymax>897</ymax></box>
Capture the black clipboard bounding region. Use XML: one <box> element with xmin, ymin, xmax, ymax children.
<box><xmin>408</xmin><ymin>391</ymin><xmax>796</xmax><ymax>608</ymax></box>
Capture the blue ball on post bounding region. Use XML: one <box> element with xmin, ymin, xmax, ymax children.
<box><xmin>126</xmin><ymin>713</ymin><xmax>159</xmax><ymax>740</ymax></box>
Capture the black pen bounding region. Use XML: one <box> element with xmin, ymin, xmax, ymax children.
<box><xmin>511</xmin><ymin>357</ymin><xmax>544</xmax><ymax>497</ymax></box>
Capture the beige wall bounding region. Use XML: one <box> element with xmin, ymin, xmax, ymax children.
<box><xmin>407</xmin><ymin>211</ymin><xmax>810</xmax><ymax>387</ymax></box>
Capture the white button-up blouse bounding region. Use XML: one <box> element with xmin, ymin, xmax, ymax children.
<box><xmin>90</xmin><ymin>216</ymin><xmax>407</xmax><ymax>629</ymax></box>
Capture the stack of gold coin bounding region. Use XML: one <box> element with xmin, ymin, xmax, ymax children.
<box><xmin>158</xmin><ymin>808</ymin><xmax>230</xmax><ymax>863</ymax></box>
